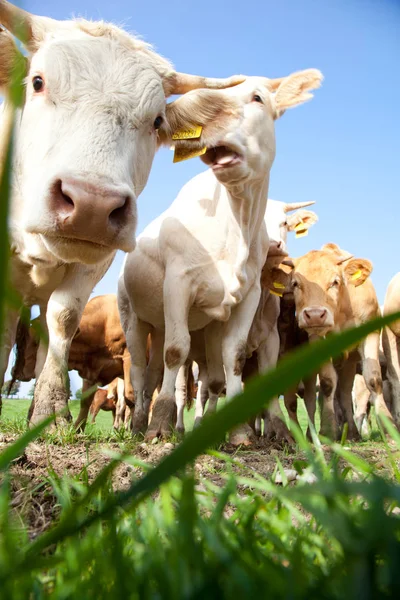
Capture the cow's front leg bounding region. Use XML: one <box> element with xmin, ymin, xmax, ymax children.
<box><xmin>118</xmin><ymin>281</ymin><xmax>151</xmax><ymax>435</ymax></box>
<box><xmin>146</xmin><ymin>273</ymin><xmax>191</xmax><ymax>441</ymax></box>
<box><xmin>360</xmin><ymin>332</ymin><xmax>394</xmax><ymax>428</ymax></box>
<box><xmin>74</xmin><ymin>379</ymin><xmax>97</xmax><ymax>432</ymax></box>
<box><xmin>336</xmin><ymin>358</ymin><xmax>359</xmax><ymax>440</ymax></box>
<box><xmin>382</xmin><ymin>326</ymin><xmax>400</xmax><ymax>425</ymax></box>
<box><xmin>303</xmin><ymin>376</ymin><xmax>318</xmax><ymax>439</ymax></box>
<box><xmin>30</xmin><ymin>264</ymin><xmax>108</xmax><ymax>426</ymax></box>
<box><xmin>222</xmin><ymin>285</ymin><xmax>261</xmax><ymax>446</ymax></box>
<box><xmin>318</xmin><ymin>361</ymin><xmax>338</xmax><ymax>439</ymax></box>
<box><xmin>257</xmin><ymin>329</ymin><xmax>293</xmax><ymax>444</ymax></box>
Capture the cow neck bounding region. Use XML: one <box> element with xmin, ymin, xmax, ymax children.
<box><xmin>216</xmin><ymin>174</ymin><xmax>269</xmax><ymax>302</ymax></box>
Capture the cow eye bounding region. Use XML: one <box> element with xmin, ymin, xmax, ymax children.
<box><xmin>252</xmin><ymin>94</ymin><xmax>263</xmax><ymax>103</ymax></box>
<box><xmin>32</xmin><ymin>76</ymin><xmax>44</xmax><ymax>92</ymax></box>
<box><xmin>154</xmin><ymin>116</ymin><xmax>163</xmax><ymax>130</ymax></box>
<box><xmin>291</xmin><ymin>280</ymin><xmax>299</xmax><ymax>289</ymax></box>
<box><xmin>329</xmin><ymin>278</ymin><xmax>340</xmax><ymax>289</ymax></box>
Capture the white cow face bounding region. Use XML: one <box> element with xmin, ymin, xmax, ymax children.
<box><xmin>198</xmin><ymin>70</ymin><xmax>323</xmax><ymax>187</ymax></box>
<box><xmin>17</xmin><ymin>35</ymin><xmax>167</xmax><ymax>264</ymax></box>
<box><xmin>0</xmin><ymin>5</ymin><xmax>244</xmax><ymax>266</ymax></box>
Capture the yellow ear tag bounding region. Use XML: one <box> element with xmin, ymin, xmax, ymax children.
<box><xmin>351</xmin><ymin>269</ymin><xmax>362</xmax><ymax>281</ymax></box>
<box><xmin>173</xmin><ymin>146</ymin><xmax>207</xmax><ymax>163</ymax></box>
<box><xmin>273</xmin><ymin>282</ymin><xmax>285</xmax><ymax>290</ymax></box>
<box><xmin>270</xmin><ymin>289</ymin><xmax>283</xmax><ymax>297</ymax></box>
<box><xmin>172</xmin><ymin>126</ymin><xmax>202</xmax><ymax>140</ymax></box>
<box><xmin>294</xmin><ymin>221</ymin><xmax>308</xmax><ymax>238</ymax></box>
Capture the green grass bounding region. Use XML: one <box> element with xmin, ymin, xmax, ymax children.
<box><xmin>1</xmin><ymin>396</ymin><xmax>316</xmax><ymax>438</ymax></box>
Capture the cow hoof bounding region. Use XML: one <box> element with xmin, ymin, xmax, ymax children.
<box><xmin>229</xmin><ymin>424</ymin><xmax>256</xmax><ymax>447</ymax></box>
<box><xmin>175</xmin><ymin>425</ymin><xmax>185</xmax><ymax>438</ymax></box>
<box><xmin>29</xmin><ymin>408</ymin><xmax>54</xmax><ymax>429</ymax></box>
<box><xmin>193</xmin><ymin>417</ymin><xmax>203</xmax><ymax>429</ymax></box>
<box><xmin>56</xmin><ymin>410</ymin><xmax>72</xmax><ymax>426</ymax></box>
<box><xmin>131</xmin><ymin>410</ymin><xmax>149</xmax><ymax>436</ymax></box>
<box><xmin>144</xmin><ymin>395</ymin><xmax>176</xmax><ymax>441</ymax></box>
<box><xmin>319</xmin><ymin>427</ymin><xmax>336</xmax><ymax>441</ymax></box>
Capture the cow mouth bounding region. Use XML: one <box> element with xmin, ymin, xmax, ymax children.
<box><xmin>201</xmin><ymin>144</ymin><xmax>243</xmax><ymax>170</ymax></box>
<box><xmin>303</xmin><ymin>325</ymin><xmax>333</xmax><ymax>337</ymax></box>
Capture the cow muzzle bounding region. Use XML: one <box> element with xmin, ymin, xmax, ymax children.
<box><xmin>299</xmin><ymin>306</ymin><xmax>334</xmax><ymax>334</ymax></box>
<box><xmin>47</xmin><ymin>176</ymin><xmax>135</xmax><ymax>250</ymax></box>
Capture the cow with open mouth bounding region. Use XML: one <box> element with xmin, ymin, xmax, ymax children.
<box><xmin>0</xmin><ymin>0</ymin><xmax>244</xmax><ymax>424</ymax></box>
<box><xmin>118</xmin><ymin>69</ymin><xmax>323</xmax><ymax>444</ymax></box>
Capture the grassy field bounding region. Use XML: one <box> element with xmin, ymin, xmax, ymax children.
<box><xmin>0</xmin><ymin>395</ymin><xmax>319</xmax><ymax>435</ymax></box>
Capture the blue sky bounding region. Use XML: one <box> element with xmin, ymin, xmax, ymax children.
<box><xmin>6</xmin><ymin>0</ymin><xmax>400</xmax><ymax>395</ymax></box>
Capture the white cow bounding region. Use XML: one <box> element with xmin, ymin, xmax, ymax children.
<box><xmin>118</xmin><ymin>69</ymin><xmax>323</xmax><ymax>444</ymax></box>
<box><xmin>382</xmin><ymin>272</ymin><xmax>400</xmax><ymax>425</ymax></box>
<box><xmin>0</xmin><ymin>2</ymin><xmax>244</xmax><ymax>423</ymax></box>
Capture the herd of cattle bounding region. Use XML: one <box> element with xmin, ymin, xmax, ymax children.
<box><xmin>0</xmin><ymin>1</ymin><xmax>399</xmax><ymax>447</ymax></box>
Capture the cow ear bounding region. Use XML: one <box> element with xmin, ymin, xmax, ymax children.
<box><xmin>159</xmin><ymin>89</ymin><xmax>237</xmax><ymax>153</ymax></box>
<box><xmin>287</xmin><ymin>209</ymin><xmax>318</xmax><ymax>232</ymax></box>
<box><xmin>261</xmin><ymin>265</ymin><xmax>290</xmax><ymax>295</ymax></box>
<box><xmin>273</xmin><ymin>69</ymin><xmax>323</xmax><ymax>119</ymax></box>
<box><xmin>343</xmin><ymin>258</ymin><xmax>373</xmax><ymax>287</ymax></box>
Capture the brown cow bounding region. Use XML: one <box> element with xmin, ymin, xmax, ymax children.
<box><xmin>13</xmin><ymin>294</ymin><xmax>134</xmax><ymax>430</ymax></box>
<box><xmin>285</xmin><ymin>243</ymin><xmax>392</xmax><ymax>439</ymax></box>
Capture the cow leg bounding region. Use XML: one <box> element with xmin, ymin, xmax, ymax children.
<box><xmin>175</xmin><ymin>362</ymin><xmax>190</xmax><ymax>435</ymax></box>
<box><xmin>74</xmin><ymin>380</ymin><xmax>96</xmax><ymax>432</ymax></box>
<box><xmin>0</xmin><ymin>308</ymin><xmax>19</xmax><ymax>417</ymax></box>
<box><xmin>146</xmin><ymin>276</ymin><xmax>191</xmax><ymax>440</ymax></box>
<box><xmin>382</xmin><ymin>326</ymin><xmax>400</xmax><ymax>425</ymax></box>
<box><xmin>303</xmin><ymin>376</ymin><xmax>317</xmax><ymax>439</ymax></box>
<box><xmin>360</xmin><ymin>332</ymin><xmax>393</xmax><ymax>427</ymax></box>
<box><xmin>30</xmin><ymin>264</ymin><xmax>106</xmax><ymax>426</ymax></box>
<box><xmin>353</xmin><ymin>374</ymin><xmax>371</xmax><ymax>436</ymax></box>
<box><xmin>127</xmin><ymin>317</ymin><xmax>150</xmax><ymax>435</ymax></box>
<box><xmin>318</xmin><ymin>361</ymin><xmax>338</xmax><ymax>439</ymax></box>
<box><xmin>90</xmin><ymin>401</ymin><xmax>102</xmax><ymax>424</ymax></box>
<box><xmin>221</xmin><ymin>286</ymin><xmax>261</xmax><ymax>446</ymax></box>
<box><xmin>204</xmin><ymin>320</ymin><xmax>226</xmax><ymax>411</ymax></box>
<box><xmin>124</xmin><ymin>405</ymin><xmax>133</xmax><ymax>430</ymax></box>
<box><xmin>28</xmin><ymin>305</ymin><xmax>49</xmax><ymax>421</ymax></box>
<box><xmin>143</xmin><ymin>329</ymin><xmax>164</xmax><ymax>422</ymax></box>
<box><xmin>194</xmin><ymin>361</ymin><xmax>209</xmax><ymax>427</ymax></box>
<box><xmin>284</xmin><ymin>388</ymin><xmax>299</xmax><ymax>430</ymax></box>
<box><xmin>337</xmin><ymin>359</ymin><xmax>359</xmax><ymax>441</ymax></box>
<box><xmin>257</xmin><ymin>332</ymin><xmax>293</xmax><ymax>444</ymax></box>
<box><xmin>113</xmin><ymin>379</ymin><xmax>126</xmax><ymax>430</ymax></box>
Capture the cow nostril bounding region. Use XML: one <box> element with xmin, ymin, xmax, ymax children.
<box><xmin>320</xmin><ymin>310</ymin><xmax>327</xmax><ymax>320</ymax></box>
<box><xmin>52</xmin><ymin>180</ymin><xmax>75</xmax><ymax>213</ymax></box>
<box><xmin>109</xmin><ymin>197</ymin><xmax>130</xmax><ymax>228</ymax></box>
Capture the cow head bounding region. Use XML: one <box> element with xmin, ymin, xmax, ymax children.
<box><xmin>162</xmin><ymin>69</ymin><xmax>323</xmax><ymax>187</ymax></box>
<box><xmin>265</xmin><ymin>200</ymin><xmax>318</xmax><ymax>257</ymax></box>
<box><xmin>0</xmin><ymin>1</ymin><xmax>244</xmax><ymax>265</ymax></box>
<box><xmin>287</xmin><ymin>245</ymin><xmax>373</xmax><ymax>336</ymax></box>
